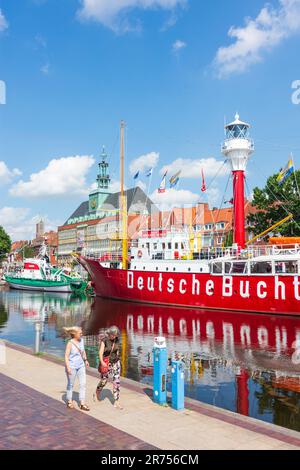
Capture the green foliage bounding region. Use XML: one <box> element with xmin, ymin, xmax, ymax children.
<box><xmin>224</xmin><ymin>230</ymin><xmax>233</xmax><ymax>247</ymax></box>
<box><xmin>248</xmin><ymin>170</ymin><xmax>300</xmax><ymax>237</ymax></box>
<box><xmin>0</xmin><ymin>226</ymin><xmax>11</xmax><ymax>261</ymax></box>
<box><xmin>23</xmin><ymin>245</ymin><xmax>35</xmax><ymax>258</ymax></box>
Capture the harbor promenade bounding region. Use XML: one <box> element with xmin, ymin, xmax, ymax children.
<box><xmin>1</xmin><ymin>341</ymin><xmax>300</xmax><ymax>451</ymax></box>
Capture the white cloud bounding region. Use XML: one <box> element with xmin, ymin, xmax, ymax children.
<box><xmin>214</xmin><ymin>0</ymin><xmax>300</xmax><ymax>78</ymax></box>
<box><xmin>135</xmin><ymin>180</ymin><xmax>147</xmax><ymax>191</ymax></box>
<box><xmin>89</xmin><ymin>178</ymin><xmax>128</xmax><ymax>194</ymax></box>
<box><xmin>0</xmin><ymin>207</ymin><xmax>31</xmax><ymax>240</ymax></box>
<box><xmin>206</xmin><ymin>186</ymin><xmax>221</xmax><ymax>208</ymax></box>
<box><xmin>35</xmin><ymin>34</ymin><xmax>47</xmax><ymax>48</ymax></box>
<box><xmin>172</xmin><ymin>39</ymin><xmax>186</xmax><ymax>52</ymax></box>
<box><xmin>40</xmin><ymin>63</ymin><xmax>50</xmax><ymax>75</ymax></box>
<box><xmin>161</xmin><ymin>157</ymin><xmax>227</xmax><ymax>179</ymax></box>
<box><xmin>130</xmin><ymin>151</ymin><xmax>159</xmax><ymax>175</ymax></box>
<box><xmin>109</xmin><ymin>180</ymin><xmax>124</xmax><ymax>193</ymax></box>
<box><xmin>10</xmin><ymin>155</ymin><xmax>95</xmax><ymax>198</ymax></box>
<box><xmin>77</xmin><ymin>0</ymin><xmax>187</xmax><ymax>32</ymax></box>
<box><xmin>150</xmin><ymin>187</ymin><xmax>199</xmax><ymax>210</ymax></box>
<box><xmin>0</xmin><ymin>9</ymin><xmax>8</xmax><ymax>32</ymax></box>
<box><xmin>0</xmin><ymin>161</ymin><xmax>21</xmax><ymax>184</ymax></box>
<box><xmin>0</xmin><ymin>208</ymin><xmax>60</xmax><ymax>241</ymax></box>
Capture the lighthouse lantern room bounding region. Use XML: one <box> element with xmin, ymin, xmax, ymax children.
<box><xmin>222</xmin><ymin>114</ymin><xmax>254</xmax><ymax>249</ymax></box>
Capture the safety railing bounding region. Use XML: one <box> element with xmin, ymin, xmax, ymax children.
<box><xmin>82</xmin><ymin>243</ymin><xmax>300</xmax><ymax>264</ymax></box>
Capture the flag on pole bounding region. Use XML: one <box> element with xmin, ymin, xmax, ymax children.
<box><xmin>158</xmin><ymin>171</ymin><xmax>168</xmax><ymax>194</ymax></box>
<box><xmin>201</xmin><ymin>168</ymin><xmax>207</xmax><ymax>193</ymax></box>
<box><xmin>277</xmin><ymin>158</ymin><xmax>294</xmax><ymax>185</ymax></box>
<box><xmin>145</xmin><ymin>168</ymin><xmax>153</xmax><ymax>178</ymax></box>
<box><xmin>133</xmin><ymin>171</ymin><xmax>140</xmax><ymax>180</ymax></box>
<box><xmin>169</xmin><ymin>171</ymin><xmax>181</xmax><ymax>188</ymax></box>
<box><xmin>225</xmin><ymin>198</ymin><xmax>234</xmax><ymax>205</ymax></box>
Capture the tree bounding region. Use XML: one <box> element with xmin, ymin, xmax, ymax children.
<box><xmin>23</xmin><ymin>245</ymin><xmax>35</xmax><ymax>259</ymax></box>
<box><xmin>0</xmin><ymin>226</ymin><xmax>11</xmax><ymax>262</ymax></box>
<box><xmin>248</xmin><ymin>170</ymin><xmax>300</xmax><ymax>237</ymax></box>
<box><xmin>224</xmin><ymin>230</ymin><xmax>233</xmax><ymax>247</ymax></box>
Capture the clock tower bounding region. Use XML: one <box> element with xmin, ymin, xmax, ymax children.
<box><xmin>89</xmin><ymin>147</ymin><xmax>111</xmax><ymax>213</ymax></box>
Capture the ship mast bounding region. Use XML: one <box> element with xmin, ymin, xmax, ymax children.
<box><xmin>120</xmin><ymin>120</ymin><xmax>128</xmax><ymax>270</ymax></box>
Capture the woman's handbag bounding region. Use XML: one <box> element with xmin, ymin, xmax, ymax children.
<box><xmin>98</xmin><ymin>341</ymin><xmax>115</xmax><ymax>374</ymax></box>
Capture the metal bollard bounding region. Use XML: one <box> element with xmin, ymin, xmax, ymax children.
<box><xmin>171</xmin><ymin>360</ymin><xmax>185</xmax><ymax>410</ymax></box>
<box><xmin>152</xmin><ymin>337</ymin><xmax>167</xmax><ymax>405</ymax></box>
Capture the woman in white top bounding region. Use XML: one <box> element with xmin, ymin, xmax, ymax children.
<box><xmin>64</xmin><ymin>326</ymin><xmax>90</xmax><ymax>411</ymax></box>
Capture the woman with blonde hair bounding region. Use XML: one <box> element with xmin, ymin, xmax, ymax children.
<box><xmin>64</xmin><ymin>326</ymin><xmax>90</xmax><ymax>411</ymax></box>
<box><xmin>96</xmin><ymin>325</ymin><xmax>122</xmax><ymax>409</ymax></box>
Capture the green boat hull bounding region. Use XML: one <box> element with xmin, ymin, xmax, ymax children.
<box><xmin>4</xmin><ymin>276</ymin><xmax>73</xmax><ymax>293</ymax></box>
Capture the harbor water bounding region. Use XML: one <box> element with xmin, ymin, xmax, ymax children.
<box><xmin>0</xmin><ymin>286</ymin><xmax>299</xmax><ymax>432</ymax></box>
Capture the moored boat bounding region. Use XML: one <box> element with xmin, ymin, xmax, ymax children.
<box><xmin>4</xmin><ymin>242</ymin><xmax>88</xmax><ymax>294</ymax></box>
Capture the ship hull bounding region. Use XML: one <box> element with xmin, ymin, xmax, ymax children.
<box><xmin>5</xmin><ymin>276</ymin><xmax>72</xmax><ymax>293</ymax></box>
<box><xmin>81</xmin><ymin>257</ymin><xmax>300</xmax><ymax>316</ymax></box>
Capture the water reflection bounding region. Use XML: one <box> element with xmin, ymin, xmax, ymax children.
<box><xmin>0</xmin><ymin>288</ymin><xmax>299</xmax><ymax>431</ymax></box>
<box><xmin>0</xmin><ymin>299</ymin><xmax>8</xmax><ymax>332</ymax></box>
<box><xmin>85</xmin><ymin>298</ymin><xmax>300</xmax><ymax>430</ymax></box>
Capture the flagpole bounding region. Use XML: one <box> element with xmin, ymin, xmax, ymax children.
<box><xmin>120</xmin><ymin>120</ymin><xmax>128</xmax><ymax>270</ymax></box>
<box><xmin>291</xmin><ymin>153</ymin><xmax>300</xmax><ymax>198</ymax></box>
<box><xmin>140</xmin><ymin>168</ymin><xmax>153</xmax><ymax>233</ymax></box>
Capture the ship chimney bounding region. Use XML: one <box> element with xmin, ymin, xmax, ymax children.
<box><xmin>222</xmin><ymin>114</ymin><xmax>254</xmax><ymax>249</ymax></box>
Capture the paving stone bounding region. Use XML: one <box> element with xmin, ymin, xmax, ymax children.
<box><xmin>0</xmin><ymin>373</ymin><xmax>157</xmax><ymax>451</ymax></box>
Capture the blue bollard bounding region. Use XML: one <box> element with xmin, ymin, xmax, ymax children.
<box><xmin>152</xmin><ymin>337</ymin><xmax>167</xmax><ymax>406</ymax></box>
<box><xmin>171</xmin><ymin>360</ymin><xmax>185</xmax><ymax>410</ymax></box>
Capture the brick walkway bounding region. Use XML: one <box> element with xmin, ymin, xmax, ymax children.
<box><xmin>0</xmin><ymin>373</ymin><xmax>157</xmax><ymax>450</ymax></box>
<box><xmin>1</xmin><ymin>344</ymin><xmax>300</xmax><ymax>450</ymax></box>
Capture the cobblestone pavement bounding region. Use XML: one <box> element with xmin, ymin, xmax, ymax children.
<box><xmin>0</xmin><ymin>373</ymin><xmax>157</xmax><ymax>450</ymax></box>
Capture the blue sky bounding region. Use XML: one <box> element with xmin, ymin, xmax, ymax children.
<box><xmin>0</xmin><ymin>0</ymin><xmax>300</xmax><ymax>240</ymax></box>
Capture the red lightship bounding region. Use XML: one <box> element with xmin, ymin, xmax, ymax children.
<box><xmin>80</xmin><ymin>117</ymin><xmax>300</xmax><ymax>316</ymax></box>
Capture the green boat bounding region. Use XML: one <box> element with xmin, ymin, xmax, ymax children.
<box><xmin>4</xmin><ymin>251</ymin><xmax>88</xmax><ymax>294</ymax></box>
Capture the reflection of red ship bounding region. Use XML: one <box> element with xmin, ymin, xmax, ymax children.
<box><xmin>81</xmin><ymin>118</ymin><xmax>300</xmax><ymax>316</ymax></box>
<box><xmin>84</xmin><ymin>299</ymin><xmax>300</xmax><ymax>418</ymax></box>
<box><xmin>85</xmin><ymin>298</ymin><xmax>300</xmax><ymax>371</ymax></box>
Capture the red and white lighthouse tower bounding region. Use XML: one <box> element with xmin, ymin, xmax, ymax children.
<box><xmin>222</xmin><ymin>114</ymin><xmax>254</xmax><ymax>249</ymax></box>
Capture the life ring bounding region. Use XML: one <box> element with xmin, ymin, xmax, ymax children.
<box><xmin>137</xmin><ymin>250</ymin><xmax>143</xmax><ymax>258</ymax></box>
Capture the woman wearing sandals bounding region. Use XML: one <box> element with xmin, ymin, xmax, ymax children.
<box><xmin>64</xmin><ymin>326</ymin><xmax>90</xmax><ymax>411</ymax></box>
<box><xmin>96</xmin><ymin>326</ymin><xmax>123</xmax><ymax>409</ymax></box>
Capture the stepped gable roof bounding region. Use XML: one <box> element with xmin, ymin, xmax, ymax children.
<box><xmin>64</xmin><ymin>186</ymin><xmax>157</xmax><ymax>226</ymax></box>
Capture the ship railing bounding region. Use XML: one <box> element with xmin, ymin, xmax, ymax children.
<box><xmin>245</xmin><ymin>244</ymin><xmax>300</xmax><ymax>258</ymax></box>
<box><xmin>83</xmin><ymin>244</ymin><xmax>300</xmax><ymax>264</ymax></box>
<box><xmin>83</xmin><ymin>251</ymin><xmax>123</xmax><ymax>262</ymax></box>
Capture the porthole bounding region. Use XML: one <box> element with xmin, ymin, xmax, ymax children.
<box><xmin>173</xmin><ymin>268</ymin><xmax>176</xmax><ymax>272</ymax></box>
